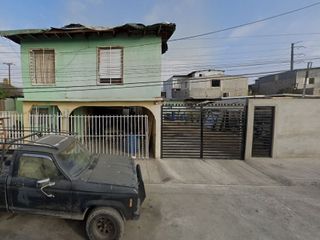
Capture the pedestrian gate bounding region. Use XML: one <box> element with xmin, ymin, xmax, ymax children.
<box><xmin>251</xmin><ymin>106</ymin><xmax>274</xmax><ymax>157</ymax></box>
<box><xmin>161</xmin><ymin>103</ymin><xmax>246</xmax><ymax>159</ymax></box>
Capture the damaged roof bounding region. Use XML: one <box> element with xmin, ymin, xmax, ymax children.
<box><xmin>0</xmin><ymin>23</ymin><xmax>176</xmax><ymax>53</ymax></box>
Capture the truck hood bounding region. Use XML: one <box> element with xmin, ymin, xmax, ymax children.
<box><xmin>81</xmin><ymin>154</ymin><xmax>138</xmax><ymax>188</ymax></box>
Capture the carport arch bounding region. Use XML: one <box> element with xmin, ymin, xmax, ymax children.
<box><xmin>69</xmin><ymin>105</ymin><xmax>157</xmax><ymax>158</ymax></box>
<box><xmin>22</xmin><ymin>101</ymin><xmax>161</xmax><ymax>158</ymax></box>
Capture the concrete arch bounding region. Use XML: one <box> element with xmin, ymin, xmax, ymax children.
<box><xmin>23</xmin><ymin>101</ymin><xmax>161</xmax><ymax>158</ymax></box>
<box><xmin>69</xmin><ymin>105</ymin><xmax>158</xmax><ymax>158</ymax></box>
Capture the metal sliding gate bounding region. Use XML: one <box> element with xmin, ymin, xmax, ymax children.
<box><xmin>161</xmin><ymin>103</ymin><xmax>247</xmax><ymax>159</ymax></box>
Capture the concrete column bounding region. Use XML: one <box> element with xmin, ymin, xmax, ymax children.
<box><xmin>244</xmin><ymin>100</ymin><xmax>254</xmax><ymax>160</ymax></box>
<box><xmin>22</xmin><ymin>102</ymin><xmax>33</xmax><ymax>130</ymax></box>
<box><xmin>146</xmin><ymin>103</ymin><xmax>161</xmax><ymax>159</ymax></box>
<box><xmin>56</xmin><ymin>103</ymin><xmax>76</xmax><ymax>132</ymax></box>
<box><xmin>154</xmin><ymin>114</ymin><xmax>161</xmax><ymax>159</ymax></box>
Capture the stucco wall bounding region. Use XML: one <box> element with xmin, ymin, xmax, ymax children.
<box><xmin>188</xmin><ymin>76</ymin><xmax>248</xmax><ymax>98</ymax></box>
<box><xmin>21</xmin><ymin>35</ymin><xmax>162</xmax><ymax>101</ymax></box>
<box><xmin>245</xmin><ymin>98</ymin><xmax>320</xmax><ymax>160</ymax></box>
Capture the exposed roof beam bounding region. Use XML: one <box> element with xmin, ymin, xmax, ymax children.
<box><xmin>66</xmin><ymin>32</ymin><xmax>72</xmax><ymax>39</ymax></box>
<box><xmin>16</xmin><ymin>35</ymin><xmax>24</xmax><ymax>40</ymax></box>
<box><xmin>28</xmin><ymin>34</ymin><xmax>38</xmax><ymax>40</ymax></box>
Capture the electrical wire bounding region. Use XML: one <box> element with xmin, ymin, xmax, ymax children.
<box><xmin>0</xmin><ymin>69</ymin><xmax>308</xmax><ymax>94</ymax></box>
<box><xmin>170</xmin><ymin>1</ymin><xmax>320</xmax><ymax>41</ymax></box>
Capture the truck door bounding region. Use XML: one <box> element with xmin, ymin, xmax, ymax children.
<box><xmin>7</xmin><ymin>153</ymin><xmax>72</xmax><ymax>216</ymax></box>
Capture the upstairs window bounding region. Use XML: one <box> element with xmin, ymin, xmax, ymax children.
<box><xmin>29</xmin><ymin>49</ymin><xmax>55</xmax><ymax>85</ymax></box>
<box><xmin>98</xmin><ymin>47</ymin><xmax>123</xmax><ymax>84</ymax></box>
<box><xmin>211</xmin><ymin>80</ymin><xmax>221</xmax><ymax>87</ymax></box>
<box><xmin>308</xmin><ymin>77</ymin><xmax>315</xmax><ymax>85</ymax></box>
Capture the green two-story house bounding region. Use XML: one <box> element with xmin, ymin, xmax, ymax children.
<box><xmin>0</xmin><ymin>23</ymin><xmax>176</xmax><ymax>158</ymax></box>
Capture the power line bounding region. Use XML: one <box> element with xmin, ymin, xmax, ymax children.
<box><xmin>1</xmin><ymin>2</ymin><xmax>320</xmax><ymax>55</ymax></box>
<box><xmin>0</xmin><ymin>55</ymin><xmax>318</xmax><ymax>81</ymax></box>
<box><xmin>171</xmin><ymin>32</ymin><xmax>320</xmax><ymax>41</ymax></box>
<box><xmin>0</xmin><ymin>69</ymin><xmax>309</xmax><ymax>94</ymax></box>
<box><xmin>170</xmin><ymin>1</ymin><xmax>320</xmax><ymax>41</ymax></box>
<box><xmin>0</xmin><ymin>57</ymin><xmax>309</xmax><ymax>80</ymax></box>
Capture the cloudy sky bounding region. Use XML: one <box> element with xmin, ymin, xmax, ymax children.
<box><xmin>1</xmin><ymin>0</ymin><xmax>320</xmax><ymax>86</ymax></box>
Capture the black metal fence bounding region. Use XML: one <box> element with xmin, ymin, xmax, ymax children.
<box><xmin>161</xmin><ymin>102</ymin><xmax>247</xmax><ymax>159</ymax></box>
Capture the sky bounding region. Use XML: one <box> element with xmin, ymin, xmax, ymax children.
<box><xmin>1</xmin><ymin>0</ymin><xmax>320</xmax><ymax>86</ymax></box>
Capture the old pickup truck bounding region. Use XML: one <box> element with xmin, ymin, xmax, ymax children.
<box><xmin>0</xmin><ymin>133</ymin><xmax>146</xmax><ymax>240</ymax></box>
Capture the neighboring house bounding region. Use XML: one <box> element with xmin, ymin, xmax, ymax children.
<box><xmin>162</xmin><ymin>74</ymin><xmax>186</xmax><ymax>99</ymax></box>
<box><xmin>253</xmin><ymin>67</ymin><xmax>320</xmax><ymax>95</ymax></box>
<box><xmin>163</xmin><ymin>69</ymin><xmax>248</xmax><ymax>99</ymax></box>
<box><xmin>0</xmin><ymin>79</ymin><xmax>23</xmax><ymax>112</ymax></box>
<box><xmin>0</xmin><ymin>23</ymin><xmax>176</xmax><ymax>158</ymax></box>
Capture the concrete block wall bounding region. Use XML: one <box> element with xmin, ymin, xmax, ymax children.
<box><xmin>245</xmin><ymin>98</ymin><xmax>320</xmax><ymax>160</ymax></box>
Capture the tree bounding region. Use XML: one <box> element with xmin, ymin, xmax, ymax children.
<box><xmin>0</xmin><ymin>88</ymin><xmax>6</xmax><ymax>99</ymax></box>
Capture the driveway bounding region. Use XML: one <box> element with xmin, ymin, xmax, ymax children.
<box><xmin>1</xmin><ymin>158</ymin><xmax>320</xmax><ymax>240</ymax></box>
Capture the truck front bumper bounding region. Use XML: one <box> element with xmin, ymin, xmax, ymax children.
<box><xmin>136</xmin><ymin>164</ymin><xmax>146</xmax><ymax>204</ymax></box>
<box><xmin>133</xmin><ymin>164</ymin><xmax>146</xmax><ymax>219</ymax></box>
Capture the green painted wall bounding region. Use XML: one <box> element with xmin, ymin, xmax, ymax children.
<box><xmin>15</xmin><ymin>98</ymin><xmax>23</xmax><ymax>113</ymax></box>
<box><xmin>20</xmin><ymin>34</ymin><xmax>162</xmax><ymax>101</ymax></box>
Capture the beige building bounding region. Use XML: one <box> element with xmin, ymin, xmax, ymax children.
<box><xmin>163</xmin><ymin>70</ymin><xmax>248</xmax><ymax>99</ymax></box>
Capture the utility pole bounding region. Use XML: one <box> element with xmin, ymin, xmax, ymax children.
<box><xmin>290</xmin><ymin>43</ymin><xmax>294</xmax><ymax>71</ymax></box>
<box><xmin>302</xmin><ymin>62</ymin><xmax>313</xmax><ymax>98</ymax></box>
<box><xmin>2</xmin><ymin>62</ymin><xmax>14</xmax><ymax>85</ymax></box>
<box><xmin>290</xmin><ymin>42</ymin><xmax>304</xmax><ymax>71</ymax></box>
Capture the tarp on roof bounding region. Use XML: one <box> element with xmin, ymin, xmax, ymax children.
<box><xmin>0</xmin><ymin>23</ymin><xmax>176</xmax><ymax>54</ymax></box>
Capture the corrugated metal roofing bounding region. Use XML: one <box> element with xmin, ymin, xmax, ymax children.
<box><xmin>0</xmin><ymin>23</ymin><xmax>176</xmax><ymax>54</ymax></box>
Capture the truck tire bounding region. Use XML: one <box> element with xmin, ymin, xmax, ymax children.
<box><xmin>86</xmin><ymin>207</ymin><xmax>124</xmax><ymax>240</ymax></box>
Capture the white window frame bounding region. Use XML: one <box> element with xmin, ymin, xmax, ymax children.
<box><xmin>29</xmin><ymin>48</ymin><xmax>56</xmax><ymax>86</ymax></box>
<box><xmin>97</xmin><ymin>46</ymin><xmax>123</xmax><ymax>85</ymax></box>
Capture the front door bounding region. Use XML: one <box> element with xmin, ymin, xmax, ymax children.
<box><xmin>7</xmin><ymin>153</ymin><xmax>72</xmax><ymax>216</ymax></box>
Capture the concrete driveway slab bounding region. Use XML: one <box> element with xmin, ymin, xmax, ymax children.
<box><xmin>138</xmin><ymin>158</ymin><xmax>279</xmax><ymax>186</ymax></box>
<box><xmin>246</xmin><ymin>158</ymin><xmax>320</xmax><ymax>186</ymax></box>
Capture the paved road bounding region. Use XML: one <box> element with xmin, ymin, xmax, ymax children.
<box><xmin>1</xmin><ymin>159</ymin><xmax>320</xmax><ymax>240</ymax></box>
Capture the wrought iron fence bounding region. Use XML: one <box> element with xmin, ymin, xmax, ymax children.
<box><xmin>0</xmin><ymin>112</ymin><xmax>149</xmax><ymax>159</ymax></box>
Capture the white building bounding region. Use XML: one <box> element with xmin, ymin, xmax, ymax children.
<box><xmin>163</xmin><ymin>70</ymin><xmax>248</xmax><ymax>99</ymax></box>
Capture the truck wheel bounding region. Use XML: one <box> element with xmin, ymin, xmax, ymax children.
<box><xmin>86</xmin><ymin>207</ymin><xmax>124</xmax><ymax>240</ymax></box>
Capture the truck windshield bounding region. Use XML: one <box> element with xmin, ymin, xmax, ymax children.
<box><xmin>57</xmin><ymin>140</ymin><xmax>92</xmax><ymax>177</ymax></box>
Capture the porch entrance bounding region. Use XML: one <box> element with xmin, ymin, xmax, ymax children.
<box><xmin>0</xmin><ymin>108</ymin><xmax>150</xmax><ymax>159</ymax></box>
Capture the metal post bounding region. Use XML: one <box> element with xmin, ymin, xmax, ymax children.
<box><xmin>302</xmin><ymin>62</ymin><xmax>312</xmax><ymax>98</ymax></box>
<box><xmin>200</xmin><ymin>106</ymin><xmax>203</xmax><ymax>159</ymax></box>
<box><xmin>160</xmin><ymin>105</ymin><xmax>163</xmax><ymax>159</ymax></box>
